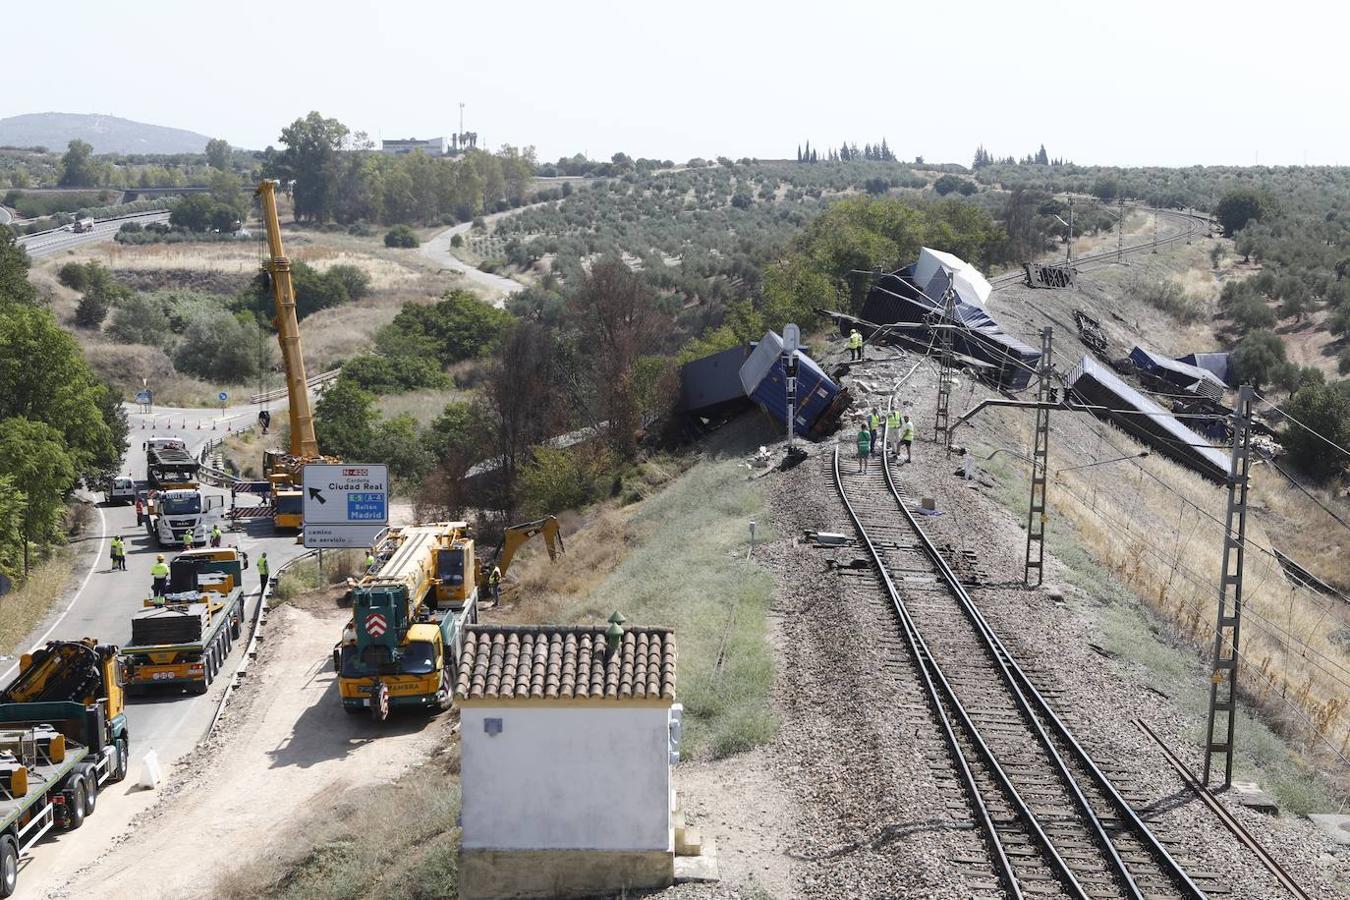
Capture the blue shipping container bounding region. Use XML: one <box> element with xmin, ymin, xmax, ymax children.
<box><xmin>738</xmin><ymin>331</ymin><xmax>848</xmax><ymax>438</ymax></box>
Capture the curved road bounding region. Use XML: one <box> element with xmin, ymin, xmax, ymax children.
<box><xmin>420</xmin><ymin>209</ymin><xmax>528</xmax><ymax>306</ymax></box>
<box><xmin>11</xmin><ymin>401</ymin><xmax>311</xmax><ymax>896</ymax></box>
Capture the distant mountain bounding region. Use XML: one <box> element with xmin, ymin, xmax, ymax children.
<box><xmin>0</xmin><ymin>113</ymin><xmax>215</xmax><ymax>155</ymax></box>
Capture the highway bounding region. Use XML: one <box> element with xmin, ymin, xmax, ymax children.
<box><xmin>15</xmin><ymin>211</ymin><xmax>170</xmax><ymax>259</ymax></box>
<box><xmin>9</xmin><ymin>401</ymin><xmax>312</xmax><ymax>896</ymax></box>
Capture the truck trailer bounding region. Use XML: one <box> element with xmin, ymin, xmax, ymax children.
<box><xmin>121</xmin><ymin>548</ymin><xmax>247</xmax><ymax>695</ymax></box>
<box><xmin>0</xmin><ymin>640</ymin><xmax>130</xmax><ymax>897</ymax></box>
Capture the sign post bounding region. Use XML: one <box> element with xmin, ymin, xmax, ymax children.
<box><xmin>301</xmin><ymin>463</ymin><xmax>389</xmax><ymax>548</ymax></box>
<box><xmin>217</xmin><ymin>390</ymin><xmax>228</xmax><ymax>417</ymax></box>
<box><xmin>782</xmin><ymin>324</ymin><xmax>800</xmax><ymax>453</ymax></box>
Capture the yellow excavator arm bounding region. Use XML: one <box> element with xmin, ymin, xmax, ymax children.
<box><xmin>257</xmin><ymin>180</ymin><xmax>319</xmax><ymax>460</ymax></box>
<box><xmin>482</xmin><ymin>515</ymin><xmax>565</xmax><ymax>588</ymax></box>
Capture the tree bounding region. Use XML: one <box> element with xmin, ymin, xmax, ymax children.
<box><xmin>933</xmin><ymin>174</ymin><xmax>963</xmax><ymax>196</ymax></box>
<box><xmin>108</xmin><ymin>293</ymin><xmax>171</xmax><ymax>346</ymax></box>
<box><xmin>1230</xmin><ymin>330</ymin><xmax>1286</xmax><ymax>388</ymax></box>
<box><xmin>0</xmin><ymin>304</ymin><xmax>119</xmax><ymax>482</ymax></box>
<box><xmin>0</xmin><ymin>418</ymin><xmax>77</xmax><ymax>572</ymax></box>
<box><xmin>380</xmin><ymin>290</ymin><xmax>513</xmax><ymax>367</ymax></box>
<box><xmin>484</xmin><ymin>322</ymin><xmax>562</xmax><ymax>509</ymax></box>
<box><xmin>205</xmin><ymin>138</ymin><xmax>230</xmax><ymax>171</ymax></box>
<box><xmin>273</xmin><ymin>112</ymin><xmax>350</xmax><ymax>223</ymax></box>
<box><xmin>173</xmin><ymin>307</ymin><xmax>263</xmax><ymax>382</ymax></box>
<box><xmin>1090</xmin><ymin>177</ymin><xmax>1120</xmax><ymax>201</ymax></box>
<box><xmin>0</xmin><ymin>227</ymin><xmax>36</xmax><ymax>305</ymax></box>
<box><xmin>384</xmin><ymin>225</ymin><xmax>419</xmax><ymax>248</ymax></box>
<box><xmin>567</xmin><ymin>259</ymin><xmax>670</xmax><ymax>458</ymax></box>
<box><xmin>0</xmin><ymin>473</ymin><xmax>26</xmax><ymax>580</ymax></box>
<box><xmin>1215</xmin><ymin>189</ymin><xmax>1270</xmax><ymax>236</ymax></box>
<box><xmin>416</xmin><ymin>400</ymin><xmax>492</xmax><ymax>519</ymax></box>
<box><xmin>1035</xmin><ymin>144</ymin><xmax>1049</xmax><ymax>165</ymax></box>
<box><xmin>1280</xmin><ymin>381</ymin><xmax>1350</xmax><ymax>481</ymax></box>
<box><xmin>58</xmin><ymin>139</ymin><xmax>97</xmax><ymax>187</ymax></box>
<box><xmin>313</xmin><ymin>378</ymin><xmax>376</xmax><ymax>460</ymax></box>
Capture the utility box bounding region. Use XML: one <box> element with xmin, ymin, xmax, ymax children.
<box><xmin>455</xmin><ymin>624</ymin><xmax>679</xmax><ymax>899</ymax></box>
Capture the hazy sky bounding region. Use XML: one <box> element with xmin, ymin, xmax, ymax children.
<box><xmin>7</xmin><ymin>0</ymin><xmax>1344</xmax><ymax>166</ymax></box>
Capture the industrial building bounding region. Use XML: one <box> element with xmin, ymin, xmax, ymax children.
<box><xmin>380</xmin><ymin>136</ymin><xmax>450</xmax><ymax>156</ymax></box>
<box><xmin>455</xmin><ymin>622</ymin><xmax>680</xmax><ymax>899</ymax></box>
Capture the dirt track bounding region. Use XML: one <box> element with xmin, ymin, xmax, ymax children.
<box><xmin>51</xmin><ymin>598</ymin><xmax>449</xmax><ymax>899</ymax></box>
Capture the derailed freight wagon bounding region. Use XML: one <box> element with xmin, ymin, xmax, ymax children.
<box><xmin>739</xmin><ymin>330</ymin><xmax>850</xmax><ymax>438</ymax></box>
<box><xmin>1066</xmin><ymin>355</ymin><xmax>1229</xmax><ymax>483</ymax></box>
<box><xmin>680</xmin><ymin>343</ymin><xmax>754</xmax><ymax>423</ymax></box>
<box><xmin>850</xmin><ymin>249</ymin><xmax>1041</xmax><ymax>390</ymax></box>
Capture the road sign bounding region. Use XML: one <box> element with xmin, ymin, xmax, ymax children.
<box><xmin>365</xmin><ymin>612</ymin><xmax>388</xmax><ymax>637</ymax></box>
<box><xmin>302</xmin><ymin>463</ymin><xmax>389</xmax><ymax>548</ymax></box>
<box><xmin>217</xmin><ymin>390</ymin><xmax>229</xmax><ymax>403</ymax></box>
<box><xmin>302</xmin><ymin>524</ymin><xmax>386</xmax><ymax>548</ymax></box>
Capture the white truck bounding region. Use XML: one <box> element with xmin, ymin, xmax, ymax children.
<box><xmin>72</xmin><ymin>218</ymin><xmax>95</xmax><ymax>234</ymax></box>
<box><xmin>145</xmin><ymin>489</ymin><xmax>220</xmax><ymax>548</ymax></box>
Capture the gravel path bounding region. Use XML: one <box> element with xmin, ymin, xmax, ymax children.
<box><xmin>674</xmin><ymin>340</ymin><xmax>1348</xmax><ymax>899</ymax></box>
<box><xmin>419</xmin><ymin>208</ymin><xmax>528</xmax><ymax>304</ymax></box>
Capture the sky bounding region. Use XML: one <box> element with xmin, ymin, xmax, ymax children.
<box><xmin>7</xmin><ymin>0</ymin><xmax>1347</xmax><ymax>167</ymax></box>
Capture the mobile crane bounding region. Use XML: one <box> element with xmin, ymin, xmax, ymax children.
<box><xmin>335</xmin><ymin>517</ymin><xmax>565</xmax><ymax>720</ymax></box>
<box><xmin>256</xmin><ymin>180</ymin><xmax>337</xmax><ymax>530</ymax></box>
<box><xmin>0</xmin><ymin>640</ymin><xmax>130</xmax><ymax>896</ymax></box>
<box><xmin>335</xmin><ymin>523</ymin><xmax>479</xmax><ymax>720</ymax></box>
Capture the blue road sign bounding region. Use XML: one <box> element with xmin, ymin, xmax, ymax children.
<box><xmin>218</xmin><ymin>390</ymin><xmax>229</xmax><ymax>403</ymax></box>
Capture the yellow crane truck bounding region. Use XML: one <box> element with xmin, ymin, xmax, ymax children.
<box><xmin>121</xmin><ymin>548</ymin><xmax>248</xmax><ymax>696</ymax></box>
<box><xmin>335</xmin><ymin>523</ymin><xmax>478</xmax><ymax>720</ymax></box>
<box><xmin>335</xmin><ymin>517</ymin><xmax>565</xmax><ymax>720</ymax></box>
<box><xmin>0</xmin><ymin>639</ymin><xmax>131</xmax><ymax>897</ymax></box>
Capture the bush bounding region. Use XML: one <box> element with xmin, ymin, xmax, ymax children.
<box><xmin>1231</xmin><ymin>330</ymin><xmax>1286</xmax><ymax>388</ymax></box>
<box><xmin>172</xmin><ymin>307</ymin><xmax>263</xmax><ymax>382</ymax></box>
<box><xmin>324</xmin><ymin>264</ymin><xmax>371</xmax><ymax>302</ymax></box>
<box><xmin>379</xmin><ymin>290</ymin><xmax>513</xmax><ymax>367</ymax></box>
<box><xmin>57</xmin><ymin>261</ymin><xmax>93</xmax><ymax>291</ymax></box>
<box><xmin>933</xmin><ymin>174</ymin><xmax>963</xmax><ymax>196</ymax></box>
<box><xmin>169</xmin><ymin>194</ymin><xmax>240</xmax><ymax>232</ymax></box>
<box><xmin>107</xmin><ymin>293</ymin><xmax>171</xmax><ymax>346</ymax></box>
<box><xmin>450</xmin><ymin>233</ymin><xmax>464</xmax><ymax>248</ymax></box>
<box><xmin>375</xmin><ymin>414</ymin><xmax>436</xmax><ymax>482</ymax></box>
<box><xmin>339</xmin><ymin>354</ymin><xmax>448</xmax><ymax>394</ymax></box>
<box><xmin>1137</xmin><ymin>278</ymin><xmax>1203</xmax><ymax>324</ymax></box>
<box><xmin>517</xmin><ymin>446</ymin><xmax>613</xmax><ymax>518</ymax></box>
<box><xmin>1281</xmin><ymin>381</ymin><xmax>1350</xmax><ymax>480</ymax></box>
<box><xmin>384</xmin><ymin>225</ymin><xmax>419</xmax><ymax>248</ymax></box>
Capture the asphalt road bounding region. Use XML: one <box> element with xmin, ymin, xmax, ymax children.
<box><xmin>420</xmin><ymin>210</ymin><xmax>527</xmax><ymax>305</ymax></box>
<box><xmin>16</xmin><ymin>212</ymin><xmax>170</xmax><ymax>259</ymax></box>
<box><xmin>8</xmin><ymin>401</ymin><xmax>313</xmax><ymax>896</ymax></box>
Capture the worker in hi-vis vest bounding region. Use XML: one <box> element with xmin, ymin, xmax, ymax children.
<box><xmin>151</xmin><ymin>555</ymin><xmax>170</xmax><ymax>597</ymax></box>
<box><xmin>886</xmin><ymin>409</ymin><xmax>902</xmax><ymax>457</ymax></box>
<box><xmin>847</xmin><ymin>328</ymin><xmax>863</xmax><ymax>362</ymax></box>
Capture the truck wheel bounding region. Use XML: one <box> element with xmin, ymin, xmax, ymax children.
<box><xmin>437</xmin><ymin>668</ymin><xmax>453</xmax><ymax>712</ymax></box>
<box><xmin>0</xmin><ymin>835</ymin><xmax>17</xmax><ymax>898</ymax></box>
<box><xmin>64</xmin><ymin>782</ymin><xmax>87</xmax><ymax>830</ymax></box>
<box><xmin>79</xmin><ymin>770</ymin><xmax>97</xmax><ymax>816</ymax></box>
<box><xmin>111</xmin><ymin>738</ymin><xmax>128</xmax><ymax>782</ymax></box>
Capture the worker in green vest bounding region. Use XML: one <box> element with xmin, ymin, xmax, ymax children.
<box><xmin>847</xmin><ymin>328</ymin><xmax>864</xmax><ymax>362</ymax></box>
<box><xmin>257</xmin><ymin>552</ymin><xmax>269</xmax><ymax>593</ymax></box>
<box><xmin>181</xmin><ymin>529</ymin><xmax>195</xmax><ymax>551</ymax></box>
<box><xmin>110</xmin><ymin>536</ymin><xmax>125</xmax><ymax>572</ymax></box>
<box><xmin>489</xmin><ymin>565</ymin><xmax>502</xmax><ymax>604</ymax></box>
<box><xmin>900</xmin><ymin>414</ymin><xmax>916</xmax><ymax>463</ymax></box>
<box><xmin>210</xmin><ymin>524</ymin><xmax>223</xmax><ymax>548</ymax></box>
<box><xmin>151</xmin><ymin>554</ymin><xmax>170</xmax><ymax>597</ymax></box>
<box><xmin>365</xmin><ymin>551</ymin><xmax>376</xmax><ymax>571</ymax></box>
<box><xmin>886</xmin><ymin>409</ymin><xmax>902</xmax><ymax>458</ymax></box>
<box><xmin>855</xmin><ymin>421</ymin><xmax>872</xmax><ymax>473</ymax></box>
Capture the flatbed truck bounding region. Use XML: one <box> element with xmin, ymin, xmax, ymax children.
<box><xmin>121</xmin><ymin>548</ymin><xmax>247</xmax><ymax>696</ymax></box>
<box><xmin>0</xmin><ymin>640</ymin><xmax>130</xmax><ymax>897</ymax></box>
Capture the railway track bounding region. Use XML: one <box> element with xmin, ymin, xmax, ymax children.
<box><xmin>990</xmin><ymin>206</ymin><xmax>1212</xmax><ymax>290</ymax></box>
<box><xmin>832</xmin><ymin>438</ymin><xmax>1218</xmax><ymax>900</ymax></box>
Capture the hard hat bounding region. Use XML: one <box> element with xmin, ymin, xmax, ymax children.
<box><xmin>156</xmin><ymin>554</ymin><xmax>165</xmax><ymax>561</ymax></box>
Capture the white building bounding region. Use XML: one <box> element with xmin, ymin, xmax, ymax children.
<box><xmin>380</xmin><ymin>136</ymin><xmax>450</xmax><ymax>156</ymax></box>
<box><xmin>455</xmin><ymin>623</ymin><xmax>679</xmax><ymax>899</ymax></box>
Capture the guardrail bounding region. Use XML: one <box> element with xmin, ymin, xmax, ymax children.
<box><xmin>209</xmin><ymin>547</ymin><xmax>319</xmax><ymax>733</ymax></box>
<box><xmin>248</xmin><ymin>368</ymin><xmax>341</xmax><ymax>405</ymax></box>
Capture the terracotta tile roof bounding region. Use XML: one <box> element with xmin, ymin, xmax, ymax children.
<box><xmin>455</xmin><ymin>625</ymin><xmax>676</xmax><ymax>703</ymax></box>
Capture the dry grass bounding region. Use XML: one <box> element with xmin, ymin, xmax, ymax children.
<box><xmin>989</xmin><ymin>405</ymin><xmax>1350</xmax><ymax>790</ymax></box>
<box><xmin>271</xmin><ymin>550</ymin><xmax>365</xmax><ymax>604</ymax></box>
<box><xmin>213</xmin><ymin>759</ymin><xmax>460</xmax><ymax>900</ymax></box>
<box><xmin>500</xmin><ymin>505</ymin><xmax>638</xmax><ymax>622</ymax></box>
<box><xmin>0</xmin><ymin>546</ymin><xmax>78</xmax><ymax>656</ymax></box>
<box><xmin>376</xmin><ymin>387</ymin><xmax>477</xmax><ymax>426</ymax></box>
<box><xmin>220</xmin><ymin>427</ymin><xmax>276</xmax><ymax>480</ymax></box>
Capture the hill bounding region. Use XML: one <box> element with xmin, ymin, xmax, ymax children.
<box><xmin>0</xmin><ymin>112</ymin><xmax>213</xmax><ymax>155</ymax></box>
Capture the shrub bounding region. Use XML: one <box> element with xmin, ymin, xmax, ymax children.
<box><xmin>172</xmin><ymin>307</ymin><xmax>263</xmax><ymax>382</ymax></box>
<box><xmin>339</xmin><ymin>354</ymin><xmax>448</xmax><ymax>394</ymax></box>
<box><xmin>383</xmin><ymin>225</ymin><xmax>418</xmax><ymax>248</ymax></box>
<box><xmin>1281</xmin><ymin>381</ymin><xmax>1350</xmax><ymax>481</ymax></box>
<box><xmin>57</xmin><ymin>261</ymin><xmax>93</xmax><ymax>291</ymax></box>
<box><xmin>379</xmin><ymin>290</ymin><xmax>513</xmax><ymax>367</ymax></box>
<box><xmin>450</xmin><ymin>233</ymin><xmax>464</xmax><ymax>248</ymax></box>
<box><xmin>517</xmin><ymin>446</ymin><xmax>613</xmax><ymax>518</ymax></box>
<box><xmin>933</xmin><ymin>174</ymin><xmax>963</xmax><ymax>196</ymax></box>
<box><xmin>323</xmin><ymin>264</ymin><xmax>371</xmax><ymax>302</ymax></box>
<box><xmin>1137</xmin><ymin>278</ymin><xmax>1202</xmax><ymax>324</ymax></box>
<box><xmin>1231</xmin><ymin>330</ymin><xmax>1286</xmax><ymax>388</ymax></box>
<box><xmin>107</xmin><ymin>293</ymin><xmax>171</xmax><ymax>346</ymax></box>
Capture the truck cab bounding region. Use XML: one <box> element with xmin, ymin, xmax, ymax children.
<box><xmin>145</xmin><ymin>488</ymin><xmax>219</xmax><ymax>547</ymax></box>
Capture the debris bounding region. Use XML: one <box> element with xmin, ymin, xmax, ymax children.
<box><xmin>804</xmin><ymin>531</ymin><xmax>850</xmax><ymax>547</ymax></box>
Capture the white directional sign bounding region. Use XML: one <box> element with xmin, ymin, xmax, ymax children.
<box><xmin>301</xmin><ymin>463</ymin><xmax>389</xmax><ymax>548</ymax></box>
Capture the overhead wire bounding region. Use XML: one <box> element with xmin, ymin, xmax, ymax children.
<box><xmin>1253</xmin><ymin>390</ymin><xmax>1350</xmax><ymax>460</ymax></box>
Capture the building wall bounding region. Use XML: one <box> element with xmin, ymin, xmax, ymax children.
<box><xmin>460</xmin><ymin>705</ymin><xmax>673</xmax><ymax>852</ymax></box>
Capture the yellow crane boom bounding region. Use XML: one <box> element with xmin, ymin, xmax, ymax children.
<box><xmin>257</xmin><ymin>180</ymin><xmax>319</xmax><ymax>459</ymax></box>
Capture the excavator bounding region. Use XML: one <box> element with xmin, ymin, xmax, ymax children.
<box><xmin>335</xmin><ymin>516</ymin><xmax>565</xmax><ymax>721</ymax></box>
<box><xmin>255</xmin><ymin>180</ymin><xmax>338</xmax><ymax>531</ymax></box>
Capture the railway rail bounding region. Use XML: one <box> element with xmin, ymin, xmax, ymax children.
<box><xmin>990</xmin><ymin>206</ymin><xmax>1212</xmax><ymax>290</ymax></box>
<box><xmin>832</xmin><ymin>433</ymin><xmax>1216</xmax><ymax>900</ymax></box>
